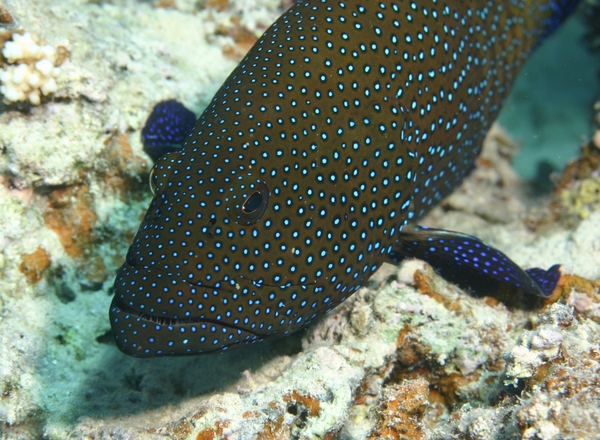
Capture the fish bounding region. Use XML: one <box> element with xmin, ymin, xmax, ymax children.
<box><xmin>110</xmin><ymin>0</ymin><xmax>578</xmax><ymax>357</ymax></box>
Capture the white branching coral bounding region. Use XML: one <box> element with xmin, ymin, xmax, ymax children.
<box><xmin>0</xmin><ymin>32</ymin><xmax>68</xmax><ymax>105</ymax></box>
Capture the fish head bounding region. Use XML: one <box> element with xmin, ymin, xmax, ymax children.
<box><xmin>109</xmin><ymin>0</ymin><xmax>424</xmax><ymax>356</ymax></box>
<box><xmin>110</xmin><ymin>127</ymin><xmax>351</xmax><ymax>356</ymax></box>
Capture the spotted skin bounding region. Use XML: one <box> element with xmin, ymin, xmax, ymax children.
<box><xmin>110</xmin><ymin>0</ymin><xmax>578</xmax><ymax>357</ymax></box>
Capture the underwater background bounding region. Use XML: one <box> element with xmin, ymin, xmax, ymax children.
<box><xmin>1</xmin><ymin>0</ymin><xmax>600</xmax><ymax>438</ymax></box>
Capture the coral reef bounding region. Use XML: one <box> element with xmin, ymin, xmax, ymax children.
<box><xmin>0</xmin><ymin>32</ymin><xmax>68</xmax><ymax>105</ymax></box>
<box><xmin>199</xmin><ymin>0</ymin><xmax>285</xmax><ymax>58</ymax></box>
<box><xmin>367</xmin><ymin>378</ymin><xmax>429</xmax><ymax>440</ymax></box>
<box><xmin>0</xmin><ymin>6</ymin><xmax>17</xmax><ymax>33</ymax></box>
<box><xmin>560</xmin><ymin>175</ymin><xmax>600</xmax><ymax>219</ymax></box>
<box><xmin>0</xmin><ymin>0</ymin><xmax>598</xmax><ymax>439</ymax></box>
<box><xmin>552</xmin><ymin>133</ymin><xmax>600</xmax><ymax>216</ymax></box>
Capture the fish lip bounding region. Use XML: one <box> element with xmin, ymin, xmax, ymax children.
<box><xmin>114</xmin><ymin>262</ymin><xmax>253</xmax><ymax>333</ymax></box>
<box><xmin>111</xmin><ymin>299</ymin><xmax>262</xmax><ymax>336</ymax></box>
<box><xmin>113</xmin><ymin>262</ymin><xmax>317</xmax><ymax>335</ymax></box>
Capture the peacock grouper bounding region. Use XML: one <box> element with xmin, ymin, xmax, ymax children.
<box><xmin>110</xmin><ymin>0</ymin><xmax>576</xmax><ymax>357</ymax></box>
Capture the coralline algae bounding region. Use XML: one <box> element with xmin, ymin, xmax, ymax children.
<box><xmin>0</xmin><ymin>0</ymin><xmax>599</xmax><ymax>439</ymax></box>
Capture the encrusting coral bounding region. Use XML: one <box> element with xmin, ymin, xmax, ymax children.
<box><xmin>0</xmin><ymin>32</ymin><xmax>68</xmax><ymax>105</ymax></box>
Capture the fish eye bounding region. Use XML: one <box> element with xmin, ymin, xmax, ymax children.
<box><xmin>242</xmin><ymin>191</ymin><xmax>263</xmax><ymax>214</ymax></box>
<box><xmin>225</xmin><ymin>175</ymin><xmax>270</xmax><ymax>226</ymax></box>
<box><xmin>237</xmin><ymin>182</ymin><xmax>269</xmax><ymax>225</ymax></box>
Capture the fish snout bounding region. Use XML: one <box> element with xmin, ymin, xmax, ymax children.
<box><xmin>110</xmin><ymin>262</ymin><xmax>265</xmax><ymax>356</ymax></box>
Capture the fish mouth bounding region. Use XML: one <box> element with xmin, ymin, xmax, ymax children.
<box><xmin>110</xmin><ymin>262</ymin><xmax>319</xmax><ymax>356</ymax></box>
<box><xmin>112</xmin><ymin>299</ymin><xmax>258</xmax><ymax>334</ymax></box>
<box><xmin>112</xmin><ymin>262</ymin><xmax>316</xmax><ymax>332</ymax></box>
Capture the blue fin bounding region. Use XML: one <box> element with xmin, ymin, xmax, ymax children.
<box><xmin>525</xmin><ymin>265</ymin><xmax>561</xmax><ymax>297</ymax></box>
<box><xmin>141</xmin><ymin>99</ymin><xmax>196</xmax><ymax>162</ymax></box>
<box><xmin>390</xmin><ymin>226</ymin><xmax>561</xmax><ymax>302</ymax></box>
<box><xmin>535</xmin><ymin>0</ymin><xmax>581</xmax><ymax>45</ymax></box>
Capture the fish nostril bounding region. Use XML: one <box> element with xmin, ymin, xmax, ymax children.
<box><xmin>205</xmin><ymin>218</ymin><xmax>216</xmax><ymax>238</ymax></box>
<box><xmin>126</xmin><ymin>253</ymin><xmax>136</xmax><ymax>266</ymax></box>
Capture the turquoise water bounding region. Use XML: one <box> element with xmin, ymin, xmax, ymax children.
<box><xmin>498</xmin><ymin>13</ymin><xmax>600</xmax><ymax>180</ymax></box>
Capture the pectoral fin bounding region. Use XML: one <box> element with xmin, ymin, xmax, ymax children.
<box><xmin>390</xmin><ymin>226</ymin><xmax>561</xmax><ymax>304</ymax></box>
<box><xmin>141</xmin><ymin>99</ymin><xmax>196</xmax><ymax>162</ymax></box>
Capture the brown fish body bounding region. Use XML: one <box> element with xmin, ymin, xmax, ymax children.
<box><xmin>110</xmin><ymin>0</ymin><xmax>578</xmax><ymax>356</ymax></box>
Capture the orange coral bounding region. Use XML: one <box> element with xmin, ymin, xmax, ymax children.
<box><xmin>206</xmin><ymin>0</ymin><xmax>230</xmax><ymax>11</ymax></box>
<box><xmin>43</xmin><ymin>184</ymin><xmax>110</xmax><ymax>286</ymax></box>
<box><xmin>552</xmin><ymin>274</ymin><xmax>600</xmax><ymax>303</ymax></box>
<box><xmin>40</xmin><ymin>134</ymin><xmax>147</xmax><ymax>285</ymax></box>
<box><xmin>19</xmin><ymin>246</ymin><xmax>51</xmax><ymax>283</ymax></box>
<box><xmin>256</xmin><ymin>415</ymin><xmax>290</xmax><ymax>440</ymax></box>
<box><xmin>219</xmin><ymin>17</ymin><xmax>259</xmax><ymax>59</ymax></box>
<box><xmin>413</xmin><ymin>267</ymin><xmax>452</xmax><ymax>306</ymax></box>
<box><xmin>368</xmin><ymin>378</ymin><xmax>429</xmax><ymax>440</ymax></box>
<box><xmin>44</xmin><ymin>184</ymin><xmax>97</xmax><ymax>260</ymax></box>
<box><xmin>243</xmin><ymin>410</ymin><xmax>261</xmax><ymax>419</ymax></box>
<box><xmin>283</xmin><ymin>390</ymin><xmax>320</xmax><ymax>417</ymax></box>
<box><xmin>0</xmin><ymin>6</ymin><xmax>14</xmax><ymax>25</ymax></box>
<box><xmin>100</xmin><ymin>132</ymin><xmax>148</xmax><ymax>198</ymax></box>
<box><xmin>195</xmin><ymin>428</ymin><xmax>216</xmax><ymax>440</ymax></box>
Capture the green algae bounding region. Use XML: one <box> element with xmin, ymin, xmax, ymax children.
<box><xmin>561</xmin><ymin>176</ymin><xmax>600</xmax><ymax>219</ymax></box>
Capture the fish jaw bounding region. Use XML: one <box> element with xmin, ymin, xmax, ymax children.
<box><xmin>110</xmin><ymin>260</ymin><xmax>332</xmax><ymax>357</ymax></box>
